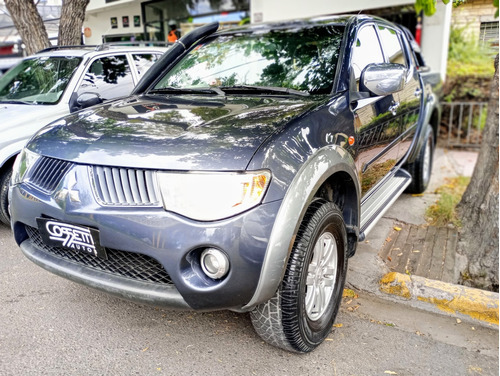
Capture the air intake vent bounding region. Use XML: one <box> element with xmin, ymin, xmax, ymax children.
<box><xmin>91</xmin><ymin>166</ymin><xmax>161</xmax><ymax>206</ymax></box>
<box><xmin>28</xmin><ymin>157</ymin><xmax>73</xmax><ymax>193</ymax></box>
<box><xmin>26</xmin><ymin>225</ymin><xmax>173</xmax><ymax>285</ymax></box>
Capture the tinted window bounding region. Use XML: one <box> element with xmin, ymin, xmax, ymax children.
<box><xmin>154</xmin><ymin>25</ymin><xmax>345</xmax><ymax>94</ymax></box>
<box><xmin>351</xmin><ymin>25</ymin><xmax>384</xmax><ymax>86</ymax></box>
<box><xmin>77</xmin><ymin>55</ymin><xmax>133</xmax><ymax>101</ymax></box>
<box><xmin>133</xmin><ymin>53</ymin><xmax>162</xmax><ymax>77</ymax></box>
<box><xmin>377</xmin><ymin>26</ymin><xmax>407</xmax><ymax>67</ymax></box>
<box><xmin>0</xmin><ymin>57</ymin><xmax>81</xmax><ymax>104</ymax></box>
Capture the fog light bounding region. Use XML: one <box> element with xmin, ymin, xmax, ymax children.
<box><xmin>200</xmin><ymin>248</ymin><xmax>229</xmax><ymax>279</ymax></box>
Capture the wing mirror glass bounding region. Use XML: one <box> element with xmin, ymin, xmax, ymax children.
<box><xmin>360</xmin><ymin>63</ymin><xmax>407</xmax><ymax>96</ymax></box>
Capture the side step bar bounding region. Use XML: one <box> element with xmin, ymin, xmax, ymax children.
<box><xmin>359</xmin><ymin>169</ymin><xmax>412</xmax><ymax>241</ymax></box>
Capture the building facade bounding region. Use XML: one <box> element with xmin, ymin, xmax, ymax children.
<box><xmin>450</xmin><ymin>0</ymin><xmax>498</xmax><ymax>49</ymax></box>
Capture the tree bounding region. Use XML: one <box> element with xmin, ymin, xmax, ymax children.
<box><xmin>4</xmin><ymin>0</ymin><xmax>49</xmax><ymax>55</ymax></box>
<box><xmin>456</xmin><ymin>56</ymin><xmax>499</xmax><ymax>291</ymax></box>
<box><xmin>58</xmin><ymin>0</ymin><xmax>90</xmax><ymax>46</ymax></box>
<box><xmin>5</xmin><ymin>0</ymin><xmax>90</xmax><ymax>56</ymax></box>
<box><xmin>420</xmin><ymin>0</ymin><xmax>499</xmax><ymax>291</ymax></box>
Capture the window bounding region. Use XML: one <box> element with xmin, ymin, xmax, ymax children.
<box><xmin>77</xmin><ymin>55</ymin><xmax>133</xmax><ymax>101</ymax></box>
<box><xmin>377</xmin><ymin>26</ymin><xmax>407</xmax><ymax>67</ymax></box>
<box><xmin>351</xmin><ymin>26</ymin><xmax>384</xmax><ymax>88</ymax></box>
<box><xmin>480</xmin><ymin>21</ymin><xmax>499</xmax><ymax>49</ymax></box>
<box><xmin>0</xmin><ymin>56</ymin><xmax>81</xmax><ymax>104</ymax></box>
<box><xmin>133</xmin><ymin>54</ymin><xmax>162</xmax><ymax>77</ymax></box>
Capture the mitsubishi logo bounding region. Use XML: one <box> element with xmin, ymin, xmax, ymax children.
<box><xmin>56</xmin><ymin>172</ymin><xmax>81</xmax><ymax>203</ymax></box>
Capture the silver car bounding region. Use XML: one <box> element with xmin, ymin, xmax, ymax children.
<box><xmin>0</xmin><ymin>44</ymin><xmax>167</xmax><ymax>224</ymax></box>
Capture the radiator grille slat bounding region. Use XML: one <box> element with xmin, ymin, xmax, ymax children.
<box><xmin>92</xmin><ymin>166</ymin><xmax>161</xmax><ymax>207</ymax></box>
<box><xmin>120</xmin><ymin>169</ymin><xmax>134</xmax><ymax>204</ymax></box>
<box><xmin>145</xmin><ymin>171</ymin><xmax>158</xmax><ymax>203</ymax></box>
<box><xmin>112</xmin><ymin>168</ymin><xmax>126</xmax><ymax>203</ymax></box>
<box><xmin>136</xmin><ymin>170</ymin><xmax>149</xmax><ymax>204</ymax></box>
<box><xmin>28</xmin><ymin>157</ymin><xmax>73</xmax><ymax>193</ymax></box>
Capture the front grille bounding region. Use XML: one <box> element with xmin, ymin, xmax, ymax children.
<box><xmin>28</xmin><ymin>157</ymin><xmax>73</xmax><ymax>192</ymax></box>
<box><xmin>26</xmin><ymin>225</ymin><xmax>173</xmax><ymax>285</ymax></box>
<box><xmin>91</xmin><ymin>166</ymin><xmax>161</xmax><ymax>206</ymax></box>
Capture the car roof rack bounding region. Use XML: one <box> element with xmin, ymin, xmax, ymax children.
<box><xmin>95</xmin><ymin>41</ymin><xmax>172</xmax><ymax>51</ymax></box>
<box><xmin>37</xmin><ymin>41</ymin><xmax>171</xmax><ymax>54</ymax></box>
<box><xmin>37</xmin><ymin>45</ymin><xmax>98</xmax><ymax>53</ymax></box>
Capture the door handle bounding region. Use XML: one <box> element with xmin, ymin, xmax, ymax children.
<box><xmin>389</xmin><ymin>101</ymin><xmax>400</xmax><ymax>116</ymax></box>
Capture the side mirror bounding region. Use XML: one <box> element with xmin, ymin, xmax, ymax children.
<box><xmin>360</xmin><ymin>63</ymin><xmax>407</xmax><ymax>96</ymax></box>
<box><xmin>76</xmin><ymin>92</ymin><xmax>102</xmax><ymax>110</ymax></box>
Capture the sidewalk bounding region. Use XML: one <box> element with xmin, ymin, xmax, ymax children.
<box><xmin>347</xmin><ymin>147</ymin><xmax>499</xmax><ymax>327</ymax></box>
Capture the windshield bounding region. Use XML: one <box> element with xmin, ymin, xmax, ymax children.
<box><xmin>0</xmin><ymin>56</ymin><xmax>81</xmax><ymax>104</ymax></box>
<box><xmin>154</xmin><ymin>25</ymin><xmax>345</xmax><ymax>95</ymax></box>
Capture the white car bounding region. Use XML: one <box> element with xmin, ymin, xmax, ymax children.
<box><xmin>0</xmin><ymin>44</ymin><xmax>167</xmax><ymax>225</ymax></box>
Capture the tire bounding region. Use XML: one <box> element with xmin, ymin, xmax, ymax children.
<box><xmin>250</xmin><ymin>200</ymin><xmax>347</xmax><ymax>353</ymax></box>
<box><xmin>0</xmin><ymin>168</ymin><xmax>12</xmax><ymax>226</ymax></box>
<box><xmin>405</xmin><ymin>129</ymin><xmax>434</xmax><ymax>194</ymax></box>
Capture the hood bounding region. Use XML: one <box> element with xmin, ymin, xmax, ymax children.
<box><xmin>29</xmin><ymin>94</ymin><xmax>323</xmax><ymax>170</ymax></box>
<box><xmin>0</xmin><ymin>103</ymin><xmax>66</xmax><ymax>127</ymax></box>
<box><xmin>0</xmin><ymin>103</ymin><xmax>69</xmax><ymax>153</ymax></box>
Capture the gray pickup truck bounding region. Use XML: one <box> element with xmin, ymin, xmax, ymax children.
<box><xmin>10</xmin><ymin>15</ymin><xmax>440</xmax><ymax>353</ymax></box>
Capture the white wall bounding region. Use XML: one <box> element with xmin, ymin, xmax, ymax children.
<box><xmin>84</xmin><ymin>2</ymin><xmax>142</xmax><ymax>45</ymax></box>
<box><xmin>421</xmin><ymin>1</ymin><xmax>452</xmax><ymax>81</ymax></box>
<box><xmin>250</xmin><ymin>0</ymin><xmax>414</xmax><ymax>22</ymax></box>
<box><xmin>87</xmin><ymin>0</ymin><xmax>136</xmax><ymax>13</ymax></box>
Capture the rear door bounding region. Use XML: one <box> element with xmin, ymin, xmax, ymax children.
<box><xmin>131</xmin><ymin>53</ymin><xmax>163</xmax><ymax>80</ymax></box>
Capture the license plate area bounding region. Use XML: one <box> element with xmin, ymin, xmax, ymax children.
<box><xmin>36</xmin><ymin>218</ymin><xmax>108</xmax><ymax>260</ymax></box>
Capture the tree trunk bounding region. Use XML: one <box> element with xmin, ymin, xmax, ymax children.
<box><xmin>58</xmin><ymin>0</ymin><xmax>90</xmax><ymax>46</ymax></box>
<box><xmin>5</xmin><ymin>0</ymin><xmax>50</xmax><ymax>55</ymax></box>
<box><xmin>456</xmin><ymin>54</ymin><xmax>499</xmax><ymax>292</ymax></box>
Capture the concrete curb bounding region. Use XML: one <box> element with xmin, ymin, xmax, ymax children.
<box><xmin>379</xmin><ymin>272</ymin><xmax>499</xmax><ymax>326</ymax></box>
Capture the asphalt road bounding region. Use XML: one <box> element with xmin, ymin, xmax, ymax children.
<box><xmin>1</xmin><ymin>224</ymin><xmax>498</xmax><ymax>376</ymax></box>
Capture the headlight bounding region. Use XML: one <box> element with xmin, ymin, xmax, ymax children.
<box><xmin>11</xmin><ymin>148</ymin><xmax>40</xmax><ymax>185</ymax></box>
<box><xmin>157</xmin><ymin>170</ymin><xmax>271</xmax><ymax>221</ymax></box>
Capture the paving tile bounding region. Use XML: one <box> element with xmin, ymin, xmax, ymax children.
<box><xmin>380</xmin><ymin>223</ymin><xmax>458</xmax><ymax>283</ymax></box>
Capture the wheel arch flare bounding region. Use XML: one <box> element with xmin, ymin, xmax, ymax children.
<box><xmin>243</xmin><ymin>145</ymin><xmax>360</xmax><ymax>309</ymax></box>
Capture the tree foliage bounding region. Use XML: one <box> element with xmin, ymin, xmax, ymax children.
<box><xmin>416</xmin><ymin>0</ymin><xmax>498</xmax><ymax>16</ymax></box>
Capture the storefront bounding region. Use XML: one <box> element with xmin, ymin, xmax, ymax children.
<box><xmin>84</xmin><ymin>0</ymin><xmax>249</xmax><ymax>44</ymax></box>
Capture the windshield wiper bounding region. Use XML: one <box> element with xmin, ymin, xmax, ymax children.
<box><xmin>0</xmin><ymin>99</ymin><xmax>34</xmax><ymax>105</ymax></box>
<box><xmin>149</xmin><ymin>86</ymin><xmax>225</xmax><ymax>96</ymax></box>
<box><xmin>220</xmin><ymin>85</ymin><xmax>310</xmax><ymax>97</ymax></box>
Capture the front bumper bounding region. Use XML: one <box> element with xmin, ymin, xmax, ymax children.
<box><xmin>20</xmin><ymin>237</ymin><xmax>191</xmax><ymax>309</ymax></box>
<box><xmin>10</xmin><ymin>164</ymin><xmax>281</xmax><ymax>311</ymax></box>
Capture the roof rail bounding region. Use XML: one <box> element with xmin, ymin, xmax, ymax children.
<box><xmin>37</xmin><ymin>41</ymin><xmax>171</xmax><ymax>54</ymax></box>
<box><xmin>95</xmin><ymin>41</ymin><xmax>173</xmax><ymax>51</ymax></box>
<box><xmin>37</xmin><ymin>45</ymin><xmax>98</xmax><ymax>53</ymax></box>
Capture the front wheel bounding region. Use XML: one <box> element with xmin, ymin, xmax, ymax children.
<box><xmin>250</xmin><ymin>200</ymin><xmax>347</xmax><ymax>352</ymax></box>
<box><xmin>0</xmin><ymin>168</ymin><xmax>12</xmax><ymax>226</ymax></box>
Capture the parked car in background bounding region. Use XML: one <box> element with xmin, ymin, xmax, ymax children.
<box><xmin>10</xmin><ymin>16</ymin><xmax>441</xmax><ymax>352</ymax></box>
<box><xmin>0</xmin><ymin>44</ymin><xmax>168</xmax><ymax>225</ymax></box>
